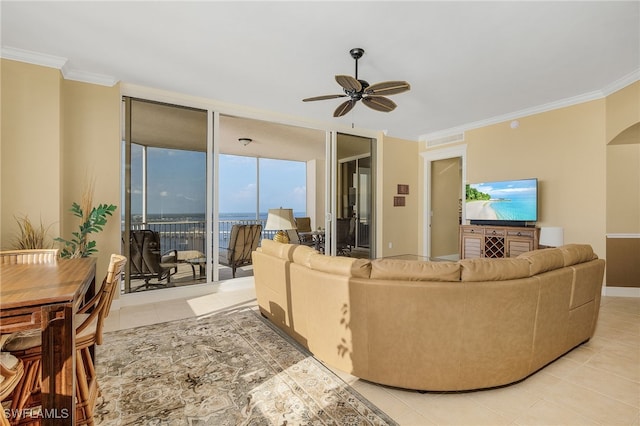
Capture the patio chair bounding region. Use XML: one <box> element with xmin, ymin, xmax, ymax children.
<box><xmin>336</xmin><ymin>217</ymin><xmax>355</xmax><ymax>256</ymax></box>
<box><xmin>219</xmin><ymin>224</ymin><xmax>262</xmax><ymax>278</ymax></box>
<box><xmin>294</xmin><ymin>217</ymin><xmax>316</xmax><ymax>247</ymax></box>
<box><xmin>128</xmin><ymin>230</ymin><xmax>178</xmax><ymax>290</ymax></box>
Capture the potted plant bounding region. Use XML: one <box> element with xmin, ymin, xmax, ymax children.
<box><xmin>55</xmin><ymin>181</ymin><xmax>117</xmax><ymax>258</ymax></box>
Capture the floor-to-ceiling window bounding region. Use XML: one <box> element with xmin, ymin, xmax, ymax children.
<box><xmin>122</xmin><ymin>97</ymin><xmax>207</xmax><ymax>293</ymax></box>
<box><xmin>122</xmin><ymin>99</ymin><xmax>315</xmax><ymax>292</ymax></box>
<box><xmin>217</xmin><ymin>154</ymin><xmax>306</xmax><ymax>244</ymax></box>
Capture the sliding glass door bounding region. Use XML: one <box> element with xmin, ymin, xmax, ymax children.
<box><xmin>122</xmin><ymin>97</ymin><xmax>208</xmax><ymax>293</ymax></box>
<box><xmin>328</xmin><ymin>133</ymin><xmax>375</xmax><ymax>258</ymax></box>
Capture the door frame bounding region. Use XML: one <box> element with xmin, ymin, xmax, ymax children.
<box><xmin>420</xmin><ymin>144</ymin><xmax>467</xmax><ymax>258</ymax></box>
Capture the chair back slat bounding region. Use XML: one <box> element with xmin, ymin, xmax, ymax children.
<box><xmin>0</xmin><ymin>249</ymin><xmax>59</xmax><ymax>265</ymax></box>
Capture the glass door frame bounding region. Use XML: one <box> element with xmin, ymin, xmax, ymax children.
<box><xmin>326</xmin><ymin>131</ymin><xmax>377</xmax><ymax>258</ymax></box>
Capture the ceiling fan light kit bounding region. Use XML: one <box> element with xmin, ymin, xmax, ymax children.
<box><xmin>303</xmin><ymin>48</ymin><xmax>410</xmax><ymax>117</ymax></box>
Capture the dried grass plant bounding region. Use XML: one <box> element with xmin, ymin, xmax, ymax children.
<box><xmin>12</xmin><ymin>214</ymin><xmax>53</xmax><ymax>249</ymax></box>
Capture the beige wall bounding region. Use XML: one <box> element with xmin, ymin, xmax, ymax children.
<box><xmin>425</xmin><ymin>99</ymin><xmax>608</xmax><ymax>259</ymax></box>
<box><xmin>607</xmin><ymin>144</ymin><xmax>640</xmax><ymax>233</ymax></box>
<box><xmin>605</xmin><ymin>81</ymin><xmax>639</xmax><ymax>144</ymax></box>
<box><xmin>379</xmin><ymin>136</ymin><xmax>419</xmax><ymax>257</ymax></box>
<box><xmin>1</xmin><ymin>59</ymin><xmax>121</xmax><ymax>281</ymax></box>
<box><xmin>61</xmin><ymin>79</ymin><xmax>122</xmax><ymax>279</ymax></box>
<box><xmin>606</xmin><ymin>82</ymin><xmax>640</xmax><ymax>234</ymax></box>
<box><xmin>1</xmin><ymin>60</ymin><xmax>62</xmax><ymax>246</ymax></box>
<box><xmin>420</xmin><ymin>82</ymin><xmax>640</xmax><ymax>288</ymax></box>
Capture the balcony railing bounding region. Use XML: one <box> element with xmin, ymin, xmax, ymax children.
<box><xmin>128</xmin><ymin>219</ymin><xmax>277</xmax><ymax>253</ymax></box>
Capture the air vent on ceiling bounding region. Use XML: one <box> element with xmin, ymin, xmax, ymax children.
<box><xmin>426</xmin><ymin>132</ymin><xmax>465</xmax><ymax>148</ymax></box>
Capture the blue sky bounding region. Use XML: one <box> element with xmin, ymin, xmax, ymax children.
<box><xmin>131</xmin><ymin>146</ymin><xmax>306</xmax><ymax>215</ymax></box>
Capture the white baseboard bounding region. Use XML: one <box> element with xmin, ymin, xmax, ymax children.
<box><xmin>603</xmin><ymin>286</ymin><xmax>640</xmax><ymax>297</ymax></box>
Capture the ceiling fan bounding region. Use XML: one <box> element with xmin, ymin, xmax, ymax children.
<box><xmin>303</xmin><ymin>48</ymin><xmax>411</xmax><ymax>118</ymax></box>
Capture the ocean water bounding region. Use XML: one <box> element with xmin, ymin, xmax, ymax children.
<box><xmin>131</xmin><ymin>212</ymin><xmax>306</xmax><ymax>222</ymax></box>
<box><xmin>126</xmin><ymin>212</ymin><xmax>306</xmax><ymax>253</ymax></box>
<box><xmin>489</xmin><ymin>194</ymin><xmax>537</xmax><ymax>221</ymax></box>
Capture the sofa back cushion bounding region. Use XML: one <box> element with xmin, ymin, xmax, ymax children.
<box><xmin>309</xmin><ymin>255</ymin><xmax>371</xmax><ymax>278</ymax></box>
<box><xmin>517</xmin><ymin>248</ymin><xmax>565</xmax><ymax>276</ymax></box>
<box><xmin>370</xmin><ymin>258</ymin><xmax>461</xmax><ymax>282</ymax></box>
<box><xmin>460</xmin><ymin>258</ymin><xmax>531</xmax><ymax>282</ymax></box>
<box><xmin>258</xmin><ymin>239</ymin><xmax>295</xmax><ymax>261</ymax></box>
<box><xmin>291</xmin><ymin>244</ymin><xmax>318</xmax><ymax>267</ymax></box>
<box><xmin>560</xmin><ymin>244</ymin><xmax>596</xmax><ymax>266</ymax></box>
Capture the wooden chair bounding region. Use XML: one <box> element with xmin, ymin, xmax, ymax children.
<box><xmin>0</xmin><ymin>352</ymin><xmax>24</xmax><ymax>426</ymax></box>
<box><xmin>0</xmin><ymin>249</ymin><xmax>59</xmax><ymax>265</ymax></box>
<box><xmin>219</xmin><ymin>224</ymin><xmax>262</xmax><ymax>278</ymax></box>
<box><xmin>3</xmin><ymin>254</ymin><xmax>127</xmax><ymax>425</ymax></box>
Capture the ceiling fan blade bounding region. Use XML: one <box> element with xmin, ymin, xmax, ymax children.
<box><xmin>365</xmin><ymin>81</ymin><xmax>411</xmax><ymax>96</ymax></box>
<box><xmin>335</xmin><ymin>75</ymin><xmax>362</xmax><ymax>92</ymax></box>
<box><xmin>362</xmin><ymin>96</ymin><xmax>397</xmax><ymax>112</ymax></box>
<box><xmin>333</xmin><ymin>99</ymin><xmax>357</xmax><ymax>117</ymax></box>
<box><xmin>302</xmin><ymin>94</ymin><xmax>347</xmax><ymax>102</ymax></box>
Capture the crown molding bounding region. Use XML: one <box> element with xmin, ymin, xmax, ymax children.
<box><xmin>1</xmin><ymin>46</ymin><xmax>118</xmax><ymax>87</ymax></box>
<box><xmin>601</xmin><ymin>69</ymin><xmax>640</xmax><ymax>96</ymax></box>
<box><xmin>61</xmin><ymin>66</ymin><xmax>118</xmax><ymax>87</ymax></box>
<box><xmin>421</xmin><ymin>69</ymin><xmax>640</xmax><ymax>143</ymax></box>
<box><xmin>1</xmin><ymin>46</ymin><xmax>67</xmax><ymax>69</ymax></box>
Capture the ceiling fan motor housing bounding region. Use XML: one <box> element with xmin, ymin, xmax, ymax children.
<box><xmin>350</xmin><ymin>48</ymin><xmax>365</xmax><ymax>60</ymax></box>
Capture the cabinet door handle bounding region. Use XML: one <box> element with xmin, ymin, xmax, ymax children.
<box><xmin>517</xmin><ymin>232</ymin><xmax>522</xmax><ymax>236</ymax></box>
<box><xmin>492</xmin><ymin>231</ymin><xmax>496</xmax><ymax>235</ymax></box>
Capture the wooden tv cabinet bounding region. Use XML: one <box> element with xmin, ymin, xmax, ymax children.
<box><xmin>460</xmin><ymin>225</ymin><xmax>539</xmax><ymax>259</ymax></box>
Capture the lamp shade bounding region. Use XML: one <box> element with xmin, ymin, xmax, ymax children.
<box><xmin>264</xmin><ymin>208</ymin><xmax>296</xmax><ymax>231</ymax></box>
<box><xmin>539</xmin><ymin>227</ymin><xmax>564</xmax><ymax>247</ymax></box>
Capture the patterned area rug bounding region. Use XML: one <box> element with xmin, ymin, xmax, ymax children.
<box><xmin>94</xmin><ymin>307</ymin><xmax>396</xmax><ymax>425</ymax></box>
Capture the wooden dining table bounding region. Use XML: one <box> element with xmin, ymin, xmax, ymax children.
<box><xmin>0</xmin><ymin>257</ymin><xmax>96</xmax><ymax>425</ymax></box>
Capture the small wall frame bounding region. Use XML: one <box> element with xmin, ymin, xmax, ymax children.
<box><xmin>393</xmin><ymin>196</ymin><xmax>406</xmax><ymax>207</ymax></box>
<box><xmin>397</xmin><ymin>184</ymin><xmax>409</xmax><ymax>195</ymax></box>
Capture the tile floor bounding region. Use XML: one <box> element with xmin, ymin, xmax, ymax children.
<box><xmin>104</xmin><ymin>282</ymin><xmax>640</xmax><ymax>425</ymax></box>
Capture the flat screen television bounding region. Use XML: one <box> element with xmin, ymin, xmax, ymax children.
<box><xmin>465</xmin><ymin>178</ymin><xmax>538</xmax><ymax>226</ymax></box>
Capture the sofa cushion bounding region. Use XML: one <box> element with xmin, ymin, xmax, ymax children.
<box><xmin>517</xmin><ymin>248</ymin><xmax>565</xmax><ymax>276</ymax></box>
<box><xmin>559</xmin><ymin>244</ymin><xmax>596</xmax><ymax>266</ymax></box>
<box><xmin>291</xmin><ymin>244</ymin><xmax>318</xmax><ymax>267</ymax></box>
<box><xmin>309</xmin><ymin>255</ymin><xmax>371</xmax><ymax>278</ymax></box>
<box><xmin>258</xmin><ymin>239</ymin><xmax>295</xmax><ymax>261</ymax></box>
<box><xmin>370</xmin><ymin>258</ymin><xmax>461</xmax><ymax>282</ymax></box>
<box><xmin>460</xmin><ymin>258</ymin><xmax>531</xmax><ymax>282</ymax></box>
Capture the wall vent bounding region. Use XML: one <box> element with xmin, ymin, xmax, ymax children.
<box><xmin>426</xmin><ymin>132</ymin><xmax>465</xmax><ymax>148</ymax></box>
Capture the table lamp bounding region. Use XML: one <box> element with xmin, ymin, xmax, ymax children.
<box><xmin>265</xmin><ymin>208</ymin><xmax>296</xmax><ymax>243</ymax></box>
<box><xmin>539</xmin><ymin>227</ymin><xmax>564</xmax><ymax>248</ymax></box>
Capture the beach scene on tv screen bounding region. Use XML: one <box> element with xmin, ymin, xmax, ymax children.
<box><xmin>466</xmin><ymin>180</ymin><xmax>537</xmax><ymax>221</ymax></box>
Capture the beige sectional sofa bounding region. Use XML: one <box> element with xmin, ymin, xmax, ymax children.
<box><xmin>252</xmin><ymin>240</ymin><xmax>605</xmax><ymax>391</ymax></box>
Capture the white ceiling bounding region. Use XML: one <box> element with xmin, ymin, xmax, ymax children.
<box><xmin>2</xmin><ymin>1</ymin><xmax>639</xmax><ymax>141</ymax></box>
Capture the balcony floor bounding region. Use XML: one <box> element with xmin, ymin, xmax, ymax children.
<box><xmin>126</xmin><ymin>262</ymin><xmax>254</xmax><ymax>293</ymax></box>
